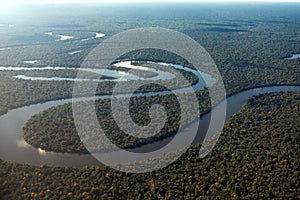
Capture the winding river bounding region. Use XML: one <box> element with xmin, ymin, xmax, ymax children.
<box><xmin>0</xmin><ymin>61</ymin><xmax>299</xmax><ymax>168</ymax></box>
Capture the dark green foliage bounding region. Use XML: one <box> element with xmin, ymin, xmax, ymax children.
<box><xmin>0</xmin><ymin>4</ymin><xmax>299</xmax><ymax>199</ymax></box>
<box><xmin>23</xmin><ymin>90</ymin><xmax>209</xmax><ymax>153</ymax></box>
<box><xmin>1</xmin><ymin>91</ymin><xmax>299</xmax><ymax>199</ymax></box>
<box><xmin>202</xmin><ymin>27</ymin><xmax>249</xmax><ymax>32</ymax></box>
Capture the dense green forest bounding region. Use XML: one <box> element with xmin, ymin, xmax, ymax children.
<box><xmin>0</xmin><ymin>4</ymin><xmax>299</xmax><ymax>199</ymax></box>
<box><xmin>1</xmin><ymin>91</ymin><xmax>299</xmax><ymax>199</ymax></box>
<box><xmin>0</xmin><ymin>4</ymin><xmax>299</xmax><ymax>117</ymax></box>
<box><xmin>23</xmin><ymin>89</ymin><xmax>209</xmax><ymax>154</ymax></box>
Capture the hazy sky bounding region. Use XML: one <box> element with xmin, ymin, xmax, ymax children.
<box><xmin>1</xmin><ymin>0</ymin><xmax>299</xmax><ymax>13</ymax></box>
<box><xmin>3</xmin><ymin>0</ymin><xmax>300</xmax><ymax>4</ymax></box>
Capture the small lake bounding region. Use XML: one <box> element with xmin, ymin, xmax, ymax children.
<box><xmin>68</xmin><ymin>50</ymin><xmax>81</xmax><ymax>55</ymax></box>
<box><xmin>58</xmin><ymin>35</ymin><xmax>74</xmax><ymax>41</ymax></box>
<box><xmin>284</xmin><ymin>53</ymin><xmax>300</xmax><ymax>60</ymax></box>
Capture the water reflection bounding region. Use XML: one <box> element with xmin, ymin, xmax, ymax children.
<box><xmin>16</xmin><ymin>138</ymin><xmax>30</xmax><ymax>149</ymax></box>
<box><xmin>0</xmin><ymin>85</ymin><xmax>299</xmax><ymax>167</ymax></box>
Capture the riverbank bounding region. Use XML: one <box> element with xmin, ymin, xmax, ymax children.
<box><xmin>0</xmin><ymin>85</ymin><xmax>299</xmax><ymax>168</ymax></box>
